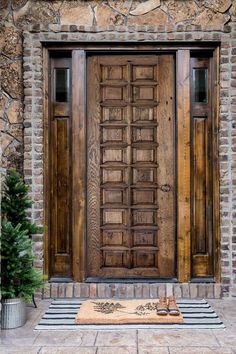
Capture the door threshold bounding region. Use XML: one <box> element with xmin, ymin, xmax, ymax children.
<box><xmin>85</xmin><ymin>277</ymin><xmax>178</xmax><ymax>283</ymax></box>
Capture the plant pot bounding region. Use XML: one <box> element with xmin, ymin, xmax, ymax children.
<box><xmin>1</xmin><ymin>298</ymin><xmax>27</xmax><ymax>329</ymax></box>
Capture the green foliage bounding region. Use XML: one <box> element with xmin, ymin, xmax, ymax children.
<box><xmin>2</xmin><ymin>168</ymin><xmax>42</xmax><ymax>234</ymax></box>
<box><xmin>1</xmin><ymin>169</ymin><xmax>43</xmax><ymax>302</ymax></box>
<box><xmin>1</xmin><ymin>221</ymin><xmax>43</xmax><ymax>302</ymax></box>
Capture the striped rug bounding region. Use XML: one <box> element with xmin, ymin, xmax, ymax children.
<box><xmin>35</xmin><ymin>299</ymin><xmax>225</xmax><ymax>330</ymax></box>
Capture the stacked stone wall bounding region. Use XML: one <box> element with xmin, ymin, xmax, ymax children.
<box><xmin>1</xmin><ymin>0</ymin><xmax>236</xmax><ymax>297</ymax></box>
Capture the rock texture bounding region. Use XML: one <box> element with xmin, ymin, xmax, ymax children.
<box><xmin>60</xmin><ymin>1</ymin><xmax>93</xmax><ymax>26</ymax></box>
<box><xmin>130</xmin><ymin>0</ymin><xmax>161</xmax><ymax>16</ymax></box>
<box><xmin>95</xmin><ymin>3</ymin><xmax>125</xmax><ymax>26</ymax></box>
<box><xmin>0</xmin><ymin>0</ymin><xmax>234</xmax><ymax>170</ymax></box>
<box><xmin>128</xmin><ymin>7</ymin><xmax>169</xmax><ymax>25</ymax></box>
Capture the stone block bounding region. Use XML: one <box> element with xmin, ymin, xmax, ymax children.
<box><xmin>65</xmin><ymin>283</ymin><xmax>74</xmax><ymax>298</ymax></box>
<box><xmin>89</xmin><ymin>283</ymin><xmax>97</xmax><ymax>298</ymax></box>
<box><xmin>158</xmin><ymin>284</ymin><xmax>166</xmax><ymax>297</ymax></box>
<box><xmin>182</xmin><ymin>283</ymin><xmax>190</xmax><ymax>298</ymax></box>
<box><xmin>141</xmin><ymin>284</ymin><xmax>149</xmax><ymax>298</ymax></box>
<box><xmin>97</xmin><ymin>284</ymin><xmax>106</xmax><ymax>298</ymax></box>
<box><xmin>150</xmin><ymin>284</ymin><xmax>158</xmax><ymax>299</ymax></box>
<box><xmin>128</xmin><ymin>8</ymin><xmax>168</xmax><ymax>26</ymax></box>
<box><xmin>166</xmin><ymin>283</ymin><xmax>173</xmax><ymax>297</ymax></box>
<box><xmin>60</xmin><ymin>2</ymin><xmax>93</xmax><ymax>26</ymax></box>
<box><xmin>1</xmin><ymin>61</ymin><xmax>23</xmax><ymax>99</ymax></box>
<box><xmin>51</xmin><ymin>283</ymin><xmax>58</xmax><ymax>299</ymax></box>
<box><xmin>173</xmin><ymin>284</ymin><xmax>182</xmax><ymax>298</ymax></box>
<box><xmin>134</xmin><ymin>284</ymin><xmax>143</xmax><ymax>298</ymax></box>
<box><xmin>118</xmin><ymin>284</ymin><xmax>127</xmax><ymax>299</ymax></box>
<box><xmin>126</xmin><ymin>284</ymin><xmax>134</xmax><ymax>298</ymax></box>
<box><xmin>43</xmin><ymin>282</ymin><xmax>50</xmax><ymax>299</ymax></box>
<box><xmin>206</xmin><ymin>284</ymin><xmax>214</xmax><ymax>298</ymax></box>
<box><xmin>80</xmin><ymin>283</ymin><xmax>89</xmax><ymax>298</ymax></box>
<box><xmin>214</xmin><ymin>284</ymin><xmax>222</xmax><ymax>298</ymax></box>
<box><xmin>74</xmin><ymin>283</ymin><xmax>81</xmax><ymax>298</ymax></box>
<box><xmin>189</xmin><ymin>284</ymin><xmax>198</xmax><ymax>298</ymax></box>
<box><xmin>58</xmin><ymin>283</ymin><xmax>66</xmax><ymax>298</ymax></box>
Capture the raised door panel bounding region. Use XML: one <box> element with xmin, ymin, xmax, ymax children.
<box><xmin>190</xmin><ymin>57</ymin><xmax>213</xmax><ymax>278</ymax></box>
<box><xmin>87</xmin><ymin>55</ymin><xmax>175</xmax><ymax>278</ymax></box>
<box><xmin>50</xmin><ymin>57</ymin><xmax>72</xmax><ymax>278</ymax></box>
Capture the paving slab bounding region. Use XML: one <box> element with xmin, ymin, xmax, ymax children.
<box><xmin>138</xmin><ymin>329</ymin><xmax>219</xmax><ymax>347</ymax></box>
<box><xmin>1</xmin><ymin>299</ymin><xmax>236</xmax><ymax>353</ymax></box>
<box><xmin>34</xmin><ymin>330</ymin><xmax>97</xmax><ymax>346</ymax></box>
<box><xmin>138</xmin><ymin>346</ymin><xmax>169</xmax><ymax>354</ymax></box>
<box><xmin>96</xmin><ymin>346</ymin><xmax>137</xmax><ymax>354</ymax></box>
<box><xmin>95</xmin><ymin>330</ymin><xmax>137</xmax><ymax>347</ymax></box>
<box><xmin>169</xmin><ymin>347</ymin><xmax>235</xmax><ymax>354</ymax></box>
<box><xmin>39</xmin><ymin>347</ymin><xmax>96</xmax><ymax>354</ymax></box>
<box><xmin>0</xmin><ymin>346</ymin><xmax>41</xmax><ymax>354</ymax></box>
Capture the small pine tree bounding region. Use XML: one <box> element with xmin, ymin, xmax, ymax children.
<box><xmin>1</xmin><ymin>169</ymin><xmax>43</xmax><ymax>302</ymax></box>
<box><xmin>2</xmin><ymin>168</ymin><xmax>42</xmax><ymax>235</ymax></box>
<box><xmin>1</xmin><ymin>221</ymin><xmax>43</xmax><ymax>302</ymax></box>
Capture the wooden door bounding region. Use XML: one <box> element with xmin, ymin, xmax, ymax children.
<box><xmin>190</xmin><ymin>56</ymin><xmax>214</xmax><ymax>278</ymax></box>
<box><xmin>49</xmin><ymin>56</ymin><xmax>72</xmax><ymax>279</ymax></box>
<box><xmin>87</xmin><ymin>55</ymin><xmax>176</xmax><ymax>278</ymax></box>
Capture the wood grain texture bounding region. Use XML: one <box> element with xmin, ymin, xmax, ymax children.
<box><xmin>49</xmin><ymin>56</ymin><xmax>72</xmax><ymax>278</ymax></box>
<box><xmin>177</xmin><ymin>50</ymin><xmax>191</xmax><ymax>282</ymax></box>
<box><xmin>87</xmin><ymin>55</ymin><xmax>102</xmax><ymax>276</ymax></box>
<box><xmin>190</xmin><ymin>56</ymin><xmax>214</xmax><ymax>278</ymax></box>
<box><xmin>72</xmin><ymin>50</ymin><xmax>86</xmax><ymax>281</ymax></box>
<box><xmin>87</xmin><ymin>55</ymin><xmax>175</xmax><ymax>278</ymax></box>
<box><xmin>157</xmin><ymin>55</ymin><xmax>176</xmax><ymax>277</ymax></box>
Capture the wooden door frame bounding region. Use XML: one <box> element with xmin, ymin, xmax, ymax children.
<box><xmin>43</xmin><ymin>43</ymin><xmax>220</xmax><ymax>283</ymax></box>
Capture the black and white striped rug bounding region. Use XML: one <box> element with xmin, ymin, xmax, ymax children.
<box><xmin>35</xmin><ymin>299</ymin><xmax>225</xmax><ymax>330</ymax></box>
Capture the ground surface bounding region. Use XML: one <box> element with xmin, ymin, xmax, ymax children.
<box><xmin>1</xmin><ymin>299</ymin><xmax>236</xmax><ymax>354</ymax></box>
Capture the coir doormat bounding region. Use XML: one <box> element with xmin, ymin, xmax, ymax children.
<box><xmin>75</xmin><ymin>299</ymin><xmax>183</xmax><ymax>324</ymax></box>
<box><xmin>35</xmin><ymin>299</ymin><xmax>225</xmax><ymax>330</ymax></box>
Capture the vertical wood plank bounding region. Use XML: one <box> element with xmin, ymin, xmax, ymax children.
<box><xmin>72</xmin><ymin>50</ymin><xmax>86</xmax><ymax>281</ymax></box>
<box><xmin>157</xmin><ymin>55</ymin><xmax>176</xmax><ymax>277</ymax></box>
<box><xmin>56</xmin><ymin>118</ymin><xmax>70</xmax><ymax>254</ymax></box>
<box><xmin>177</xmin><ymin>50</ymin><xmax>191</xmax><ymax>282</ymax></box>
<box><xmin>49</xmin><ymin>57</ymin><xmax>72</xmax><ymax>278</ymax></box>
<box><xmin>193</xmin><ymin>118</ymin><xmax>207</xmax><ymax>254</ymax></box>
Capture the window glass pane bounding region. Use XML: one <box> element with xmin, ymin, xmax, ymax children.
<box><xmin>55</xmin><ymin>68</ymin><xmax>69</xmax><ymax>102</ymax></box>
<box><xmin>193</xmin><ymin>68</ymin><xmax>208</xmax><ymax>103</ymax></box>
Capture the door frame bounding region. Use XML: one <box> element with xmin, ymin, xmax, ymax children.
<box><xmin>43</xmin><ymin>43</ymin><xmax>220</xmax><ymax>283</ymax></box>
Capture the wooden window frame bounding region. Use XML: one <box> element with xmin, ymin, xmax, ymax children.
<box><xmin>43</xmin><ymin>43</ymin><xmax>220</xmax><ymax>283</ymax></box>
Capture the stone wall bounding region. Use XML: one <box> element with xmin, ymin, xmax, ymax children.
<box><xmin>1</xmin><ymin>0</ymin><xmax>234</xmax><ymax>169</ymax></box>
<box><xmin>1</xmin><ymin>0</ymin><xmax>236</xmax><ymax>297</ymax></box>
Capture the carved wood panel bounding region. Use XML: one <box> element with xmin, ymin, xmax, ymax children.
<box><xmin>87</xmin><ymin>55</ymin><xmax>176</xmax><ymax>278</ymax></box>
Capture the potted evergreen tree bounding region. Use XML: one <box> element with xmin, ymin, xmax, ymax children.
<box><xmin>1</xmin><ymin>169</ymin><xmax>43</xmax><ymax>329</ymax></box>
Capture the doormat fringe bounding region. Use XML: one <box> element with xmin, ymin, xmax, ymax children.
<box><xmin>35</xmin><ymin>298</ymin><xmax>225</xmax><ymax>330</ymax></box>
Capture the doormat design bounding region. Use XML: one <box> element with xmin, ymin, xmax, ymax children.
<box><xmin>35</xmin><ymin>299</ymin><xmax>225</xmax><ymax>330</ymax></box>
<box><xmin>75</xmin><ymin>299</ymin><xmax>183</xmax><ymax>324</ymax></box>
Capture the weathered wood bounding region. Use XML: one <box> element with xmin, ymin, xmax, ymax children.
<box><xmin>72</xmin><ymin>50</ymin><xmax>86</xmax><ymax>281</ymax></box>
<box><xmin>190</xmin><ymin>56</ymin><xmax>214</xmax><ymax>278</ymax></box>
<box><xmin>193</xmin><ymin>118</ymin><xmax>207</xmax><ymax>254</ymax></box>
<box><xmin>156</xmin><ymin>55</ymin><xmax>176</xmax><ymax>277</ymax></box>
<box><xmin>87</xmin><ymin>55</ymin><xmax>175</xmax><ymax>278</ymax></box>
<box><xmin>44</xmin><ymin>45</ymin><xmax>220</xmax><ymax>283</ymax></box>
<box><xmin>49</xmin><ymin>56</ymin><xmax>72</xmax><ymax>278</ymax></box>
<box><xmin>177</xmin><ymin>50</ymin><xmax>191</xmax><ymax>282</ymax></box>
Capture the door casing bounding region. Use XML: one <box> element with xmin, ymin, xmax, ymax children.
<box><xmin>43</xmin><ymin>43</ymin><xmax>220</xmax><ymax>283</ymax></box>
